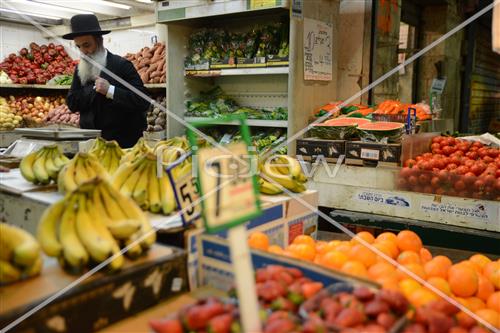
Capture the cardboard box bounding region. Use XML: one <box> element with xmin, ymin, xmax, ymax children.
<box><xmin>296</xmin><ymin>138</ymin><xmax>346</xmax><ymax>163</ymax></box>
<box><xmin>236</xmin><ymin>57</ymin><xmax>266</xmax><ymax>68</ymax></box>
<box><xmin>266</xmin><ymin>55</ymin><xmax>289</xmax><ymax>67</ymax></box>
<box><xmin>345</xmin><ymin>141</ymin><xmax>402</xmax><ymax>167</ymax></box>
<box><xmin>0</xmin><ymin>245</ymin><xmax>188</xmax><ymax>333</ymax></box>
<box><xmin>185</xmin><ymin>191</ymin><xmax>319</xmax><ymax>289</ymax></box>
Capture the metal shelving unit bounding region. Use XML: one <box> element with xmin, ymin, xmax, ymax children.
<box><xmin>185</xmin><ymin>117</ymin><xmax>287</xmax><ymax>127</ymax></box>
<box><xmin>159</xmin><ymin>0</ymin><xmax>340</xmax><ymax>145</ymax></box>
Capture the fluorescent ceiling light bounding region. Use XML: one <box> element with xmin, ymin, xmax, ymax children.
<box><xmin>4</xmin><ymin>0</ymin><xmax>94</xmax><ymax>15</ymax></box>
<box><xmin>136</xmin><ymin>0</ymin><xmax>152</xmax><ymax>3</ymax></box>
<box><xmin>88</xmin><ymin>0</ymin><xmax>131</xmax><ymax>10</ymax></box>
<box><xmin>0</xmin><ymin>7</ymin><xmax>63</xmax><ymax>20</ymax></box>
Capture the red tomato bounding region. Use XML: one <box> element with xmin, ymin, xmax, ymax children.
<box><xmin>433</xmin><ymin>149</ymin><xmax>443</xmax><ymax>155</ymax></box>
<box><xmin>442</xmin><ymin>146</ymin><xmax>456</xmax><ymax>156</ymax></box>
<box><xmin>472</xmin><ymin>141</ymin><xmax>483</xmax><ymax>148</ymax></box>
<box><xmin>418</xmin><ymin>160</ymin><xmax>432</xmax><ymax>171</ymax></box>
<box><xmin>416</xmin><ymin>155</ymin><xmax>424</xmax><ymax>162</ymax></box>
<box><xmin>484</xmin><ymin>175</ymin><xmax>496</xmax><ymax>187</ymax></box>
<box><xmin>452</xmin><ymin>150</ymin><xmax>464</xmax><ymax>157</ymax></box>
<box><xmin>400</xmin><ymin>167</ymin><xmax>412</xmax><ymax>178</ymax></box>
<box><xmin>430</xmin><ymin>143</ymin><xmax>441</xmax><ymax>152</ymax></box>
<box><xmin>456</xmin><ymin>165</ymin><xmax>469</xmax><ymax>175</ymax></box>
<box><xmin>450</xmin><ymin>156</ymin><xmax>462</xmax><ymax>165</ymax></box>
<box><xmin>464</xmin><ymin>159</ymin><xmax>475</xmax><ymax>168</ymax></box>
<box><xmin>483</xmin><ymin>156</ymin><xmax>494</xmax><ymax>164</ymax></box>
<box><xmin>432</xmin><ymin>136</ymin><xmax>444</xmax><ymax>144</ymax></box>
<box><xmin>496</xmin><ymin>169</ymin><xmax>500</xmax><ymax>178</ymax></box>
<box><xmin>463</xmin><ymin>172</ymin><xmax>476</xmax><ymax>186</ymax></box>
<box><xmin>445</xmin><ymin>137</ymin><xmax>456</xmax><ymax>146</ymax></box>
<box><xmin>404</xmin><ymin>159</ymin><xmax>417</xmax><ymax>168</ymax></box>
<box><xmin>419</xmin><ymin>173</ymin><xmax>431</xmax><ymax>185</ymax></box>
<box><xmin>478</xmin><ymin>148</ymin><xmax>489</xmax><ymax>158</ymax></box>
<box><xmin>446</xmin><ymin>163</ymin><xmax>458</xmax><ymax>171</ymax></box>
<box><xmin>430</xmin><ymin>176</ymin><xmax>440</xmax><ymax>188</ymax></box>
<box><xmin>457</xmin><ymin>143</ymin><xmax>470</xmax><ymax>152</ymax></box>
<box><xmin>474</xmin><ymin>179</ymin><xmax>485</xmax><ymax>191</ymax></box>
<box><xmin>408</xmin><ymin>176</ymin><xmax>418</xmax><ymax>186</ymax></box>
<box><xmin>423</xmin><ymin>185</ymin><xmax>434</xmax><ymax>194</ymax></box>
<box><xmin>466</xmin><ymin>151</ymin><xmax>479</xmax><ymax>160</ymax></box>
<box><xmin>495</xmin><ymin>178</ymin><xmax>500</xmax><ymax>191</ymax></box>
<box><xmin>470</xmin><ymin>164</ymin><xmax>483</xmax><ymax>176</ymax></box>
<box><xmin>454</xmin><ymin>180</ymin><xmax>466</xmax><ymax>191</ymax></box>
<box><xmin>488</xmin><ymin>148</ymin><xmax>499</xmax><ymax>158</ymax></box>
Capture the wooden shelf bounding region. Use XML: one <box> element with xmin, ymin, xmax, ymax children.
<box><xmin>0</xmin><ymin>84</ymin><xmax>71</xmax><ymax>89</ymax></box>
<box><xmin>185</xmin><ymin>117</ymin><xmax>287</xmax><ymax>127</ymax></box>
<box><xmin>144</xmin><ymin>83</ymin><xmax>166</xmax><ymax>89</ymax></box>
<box><xmin>185</xmin><ymin>67</ymin><xmax>289</xmax><ymax>77</ymax></box>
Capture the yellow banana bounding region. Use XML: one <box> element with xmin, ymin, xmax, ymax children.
<box><xmin>23</xmin><ymin>256</ymin><xmax>42</xmax><ymax>278</ymax></box>
<box><xmin>45</xmin><ymin>148</ymin><xmax>60</xmax><ymax>181</ymax></box>
<box><xmin>123</xmin><ymin>234</ymin><xmax>143</xmax><ymax>259</ymax></box>
<box><xmin>132</xmin><ymin>159</ymin><xmax>152</xmax><ymax>209</ymax></box>
<box><xmin>100</xmin><ymin>147</ymin><xmax>112</xmax><ymax>171</ymax></box>
<box><xmin>74</xmin><ymin>155</ymin><xmax>90</xmax><ymax>186</ymax></box>
<box><xmin>37</xmin><ymin>198</ymin><xmax>66</xmax><ymax>257</ymax></box>
<box><xmin>19</xmin><ymin>151</ymin><xmax>37</xmax><ymax>183</ymax></box>
<box><xmin>262</xmin><ymin>162</ymin><xmax>301</xmax><ymax>192</ymax></box>
<box><xmin>0</xmin><ymin>260</ymin><xmax>22</xmax><ymax>284</ymax></box>
<box><xmin>101</xmin><ymin>181</ymin><xmax>146</xmax><ymax>224</ymax></box>
<box><xmin>159</xmin><ymin>169</ymin><xmax>176</xmax><ymax>215</ymax></box>
<box><xmin>138</xmin><ymin>213</ymin><xmax>156</xmax><ymax>250</ymax></box>
<box><xmin>52</xmin><ymin>147</ymin><xmax>69</xmax><ymax>169</ymax></box>
<box><xmin>0</xmin><ymin>223</ymin><xmax>40</xmax><ymax>268</ymax></box>
<box><xmin>259</xmin><ymin>178</ymin><xmax>283</xmax><ymax>195</ymax></box>
<box><xmin>111</xmin><ymin>161</ymin><xmax>134</xmax><ymax>189</ymax></box>
<box><xmin>60</xmin><ymin>160</ymin><xmax>78</xmax><ymax>193</ymax></box>
<box><xmin>75</xmin><ymin>194</ymin><xmax>113</xmax><ymax>263</ymax></box>
<box><xmin>120</xmin><ymin>158</ymin><xmax>148</xmax><ymax>197</ymax></box>
<box><xmin>148</xmin><ymin>160</ymin><xmax>162</xmax><ymax>214</ymax></box>
<box><xmin>32</xmin><ymin>149</ymin><xmax>50</xmax><ymax>184</ymax></box>
<box><xmin>97</xmin><ymin>183</ymin><xmax>129</xmax><ymax>221</ymax></box>
<box><xmin>276</xmin><ymin>155</ymin><xmax>303</xmax><ymax>179</ymax></box>
<box><xmin>91</xmin><ymin>185</ymin><xmax>139</xmax><ymax>239</ymax></box>
<box><xmin>59</xmin><ymin>195</ymin><xmax>89</xmax><ymax>269</ymax></box>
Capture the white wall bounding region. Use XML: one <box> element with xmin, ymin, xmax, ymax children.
<box><xmin>103</xmin><ymin>25</ymin><xmax>159</xmax><ymax>56</ymax></box>
<box><xmin>0</xmin><ymin>21</ymin><xmax>49</xmax><ymax>60</ymax></box>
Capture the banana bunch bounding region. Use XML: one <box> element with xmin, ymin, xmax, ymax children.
<box><xmin>0</xmin><ymin>222</ymin><xmax>42</xmax><ymax>285</ymax></box>
<box><xmin>121</xmin><ymin>138</ymin><xmax>153</xmax><ymax>164</ymax></box>
<box><xmin>57</xmin><ymin>153</ymin><xmax>109</xmax><ymax>193</ymax></box>
<box><xmin>259</xmin><ymin>155</ymin><xmax>308</xmax><ymax>194</ymax></box>
<box><xmin>112</xmin><ymin>153</ymin><xmax>178</xmax><ymax>215</ymax></box>
<box><xmin>20</xmin><ymin>145</ymin><xmax>69</xmax><ymax>185</ymax></box>
<box><xmin>37</xmin><ymin>178</ymin><xmax>155</xmax><ymax>273</ymax></box>
<box><xmin>90</xmin><ymin>140</ymin><xmax>124</xmax><ymax>174</ymax></box>
<box><xmin>89</xmin><ymin>136</ymin><xmax>106</xmax><ymax>155</ymax></box>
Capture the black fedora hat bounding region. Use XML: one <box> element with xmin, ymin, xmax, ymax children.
<box><xmin>63</xmin><ymin>14</ymin><xmax>111</xmax><ymax>40</ymax></box>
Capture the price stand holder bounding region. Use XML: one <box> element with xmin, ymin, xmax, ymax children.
<box><xmin>186</xmin><ymin>115</ymin><xmax>263</xmax><ymax>333</ymax></box>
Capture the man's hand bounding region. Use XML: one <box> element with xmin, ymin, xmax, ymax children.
<box><xmin>95</xmin><ymin>77</ymin><xmax>110</xmax><ymax>95</ymax></box>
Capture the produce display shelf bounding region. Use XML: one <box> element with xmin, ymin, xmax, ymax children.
<box><xmin>144</xmin><ymin>83</ymin><xmax>167</xmax><ymax>89</ymax></box>
<box><xmin>185</xmin><ymin>117</ymin><xmax>287</xmax><ymax>127</ymax></box>
<box><xmin>0</xmin><ymin>83</ymin><xmax>71</xmax><ymax>89</ymax></box>
<box><xmin>185</xmin><ymin>67</ymin><xmax>289</xmax><ymax>77</ymax></box>
<box><xmin>321</xmin><ymin>210</ymin><xmax>500</xmax><ymax>256</ymax></box>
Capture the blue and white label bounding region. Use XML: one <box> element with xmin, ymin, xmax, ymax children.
<box><xmin>420</xmin><ymin>201</ymin><xmax>492</xmax><ymax>221</ymax></box>
<box><xmin>355</xmin><ymin>190</ymin><xmax>411</xmax><ymax>208</ymax></box>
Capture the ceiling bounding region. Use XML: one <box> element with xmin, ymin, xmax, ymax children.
<box><xmin>0</xmin><ymin>0</ymin><xmax>156</xmax><ymax>26</ymax></box>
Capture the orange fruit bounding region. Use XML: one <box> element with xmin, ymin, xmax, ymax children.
<box><xmin>448</xmin><ymin>263</ymin><xmax>479</xmax><ymax>297</ymax></box>
<box><xmin>292</xmin><ymin>235</ymin><xmax>315</xmax><ymax>247</ymax></box>
<box><xmin>368</xmin><ymin>262</ymin><xmax>396</xmax><ymax>279</ymax></box>
<box><xmin>320</xmin><ymin>250</ymin><xmax>348</xmax><ymax>270</ymax></box>
<box><xmin>470</xmin><ymin>254</ymin><xmax>492</xmax><ymax>269</ymax></box>
<box><xmin>397</xmin><ymin>251</ymin><xmax>421</xmax><ymax>265</ymax></box>
<box><xmin>341</xmin><ymin>260</ymin><xmax>368</xmax><ymax>278</ymax></box>
<box><xmin>377</xmin><ymin>276</ymin><xmax>400</xmax><ymax>290</ymax></box>
<box><xmin>283</xmin><ymin>250</ymin><xmax>298</xmax><ymax>259</ymax></box>
<box><xmin>456</xmin><ymin>311</ymin><xmax>477</xmax><ymax>329</ymax></box>
<box><xmin>420</xmin><ymin>248</ymin><xmax>433</xmax><ymax>264</ymax></box>
<box><xmin>409</xmin><ymin>288</ymin><xmax>438</xmax><ymax>308</ymax></box>
<box><xmin>460</xmin><ymin>260</ymin><xmax>483</xmax><ymax>274</ymax></box>
<box><xmin>427</xmin><ymin>277</ymin><xmax>452</xmax><ymax>296</ymax></box>
<box><xmin>466</xmin><ymin>297</ymin><xmax>486</xmax><ymax>311</ymax></box>
<box><xmin>399</xmin><ymin>278</ymin><xmax>422</xmax><ymax>298</ymax></box>
<box><xmin>336</xmin><ymin>241</ymin><xmax>352</xmax><ymax>255</ymax></box>
<box><xmin>248</xmin><ymin>232</ymin><xmax>269</xmax><ymax>251</ymax></box>
<box><xmin>487</xmin><ymin>292</ymin><xmax>500</xmax><ymax>311</ymax></box>
<box><xmin>476</xmin><ymin>275</ymin><xmax>495</xmax><ymax>302</ymax></box>
<box><xmin>268</xmin><ymin>245</ymin><xmax>284</xmax><ymax>255</ymax></box>
<box><xmin>351</xmin><ymin>231</ymin><xmax>375</xmax><ymax>245</ymax></box>
<box><xmin>372</xmin><ymin>242</ymin><xmax>396</xmax><ymax>262</ymax></box>
<box><xmin>397</xmin><ymin>263</ymin><xmax>427</xmax><ymax>281</ymax></box>
<box><xmin>425</xmin><ymin>255</ymin><xmax>452</xmax><ymax>279</ymax></box>
<box><xmin>376</xmin><ymin>232</ymin><xmax>398</xmax><ymax>244</ymax></box>
<box><xmin>474</xmin><ymin>309</ymin><xmax>499</xmax><ymax>328</ymax></box>
<box><xmin>315</xmin><ymin>241</ymin><xmax>328</xmax><ymax>254</ymax></box>
<box><xmin>483</xmin><ymin>262</ymin><xmax>500</xmax><ymax>289</ymax></box>
<box><xmin>348</xmin><ymin>244</ymin><xmax>377</xmax><ymax>268</ymax></box>
<box><xmin>374</xmin><ymin>240</ymin><xmax>399</xmax><ymax>259</ymax></box>
<box><xmin>289</xmin><ymin>243</ymin><xmax>316</xmax><ymax>261</ymax></box>
<box><xmin>449</xmin><ymin>327</ymin><xmax>468</xmax><ymax>333</ymax></box>
<box><xmin>396</xmin><ymin>230</ymin><xmax>423</xmax><ymax>252</ymax></box>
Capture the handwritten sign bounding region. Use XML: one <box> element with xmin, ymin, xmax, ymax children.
<box><xmin>303</xmin><ymin>18</ymin><xmax>333</xmax><ymax>81</ymax></box>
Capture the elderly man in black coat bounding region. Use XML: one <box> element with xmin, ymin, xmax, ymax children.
<box><xmin>64</xmin><ymin>14</ymin><xmax>149</xmax><ymax>148</ymax></box>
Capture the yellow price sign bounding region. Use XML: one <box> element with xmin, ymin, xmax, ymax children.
<box><xmin>250</xmin><ymin>0</ymin><xmax>276</xmax><ymax>10</ymax></box>
<box><xmin>197</xmin><ymin>142</ymin><xmax>260</xmax><ymax>232</ymax></box>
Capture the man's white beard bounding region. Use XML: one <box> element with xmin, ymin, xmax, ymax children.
<box><xmin>78</xmin><ymin>46</ymin><xmax>107</xmax><ymax>85</ymax></box>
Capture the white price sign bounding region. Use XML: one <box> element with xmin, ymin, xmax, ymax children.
<box><xmin>172</xmin><ymin>167</ymin><xmax>201</xmax><ymax>225</ymax></box>
<box><xmin>197</xmin><ymin>142</ymin><xmax>261</xmax><ymax>232</ymax></box>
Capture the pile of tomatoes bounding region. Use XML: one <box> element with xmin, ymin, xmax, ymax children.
<box><xmin>397</xmin><ymin>136</ymin><xmax>500</xmax><ymax>200</ymax></box>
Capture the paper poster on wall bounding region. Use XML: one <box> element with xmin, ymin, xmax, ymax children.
<box><xmin>303</xmin><ymin>18</ymin><xmax>333</xmax><ymax>81</ymax></box>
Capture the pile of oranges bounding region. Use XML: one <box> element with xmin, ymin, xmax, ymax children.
<box><xmin>248</xmin><ymin>230</ymin><xmax>500</xmax><ymax>329</ymax></box>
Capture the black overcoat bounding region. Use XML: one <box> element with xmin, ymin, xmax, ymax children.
<box><xmin>67</xmin><ymin>51</ymin><xmax>149</xmax><ymax>148</ymax></box>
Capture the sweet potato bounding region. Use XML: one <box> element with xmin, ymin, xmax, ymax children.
<box><xmin>160</xmin><ymin>75</ymin><xmax>166</xmax><ymax>83</ymax></box>
<box><xmin>150</xmin><ymin>71</ymin><xmax>162</xmax><ymax>78</ymax></box>
<box><xmin>146</xmin><ymin>63</ymin><xmax>158</xmax><ymax>74</ymax></box>
<box><xmin>152</xmin><ymin>77</ymin><xmax>161</xmax><ymax>83</ymax></box>
<box><xmin>141</xmin><ymin>47</ymin><xmax>150</xmax><ymax>58</ymax></box>
<box><xmin>140</xmin><ymin>71</ymin><xmax>149</xmax><ymax>83</ymax></box>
